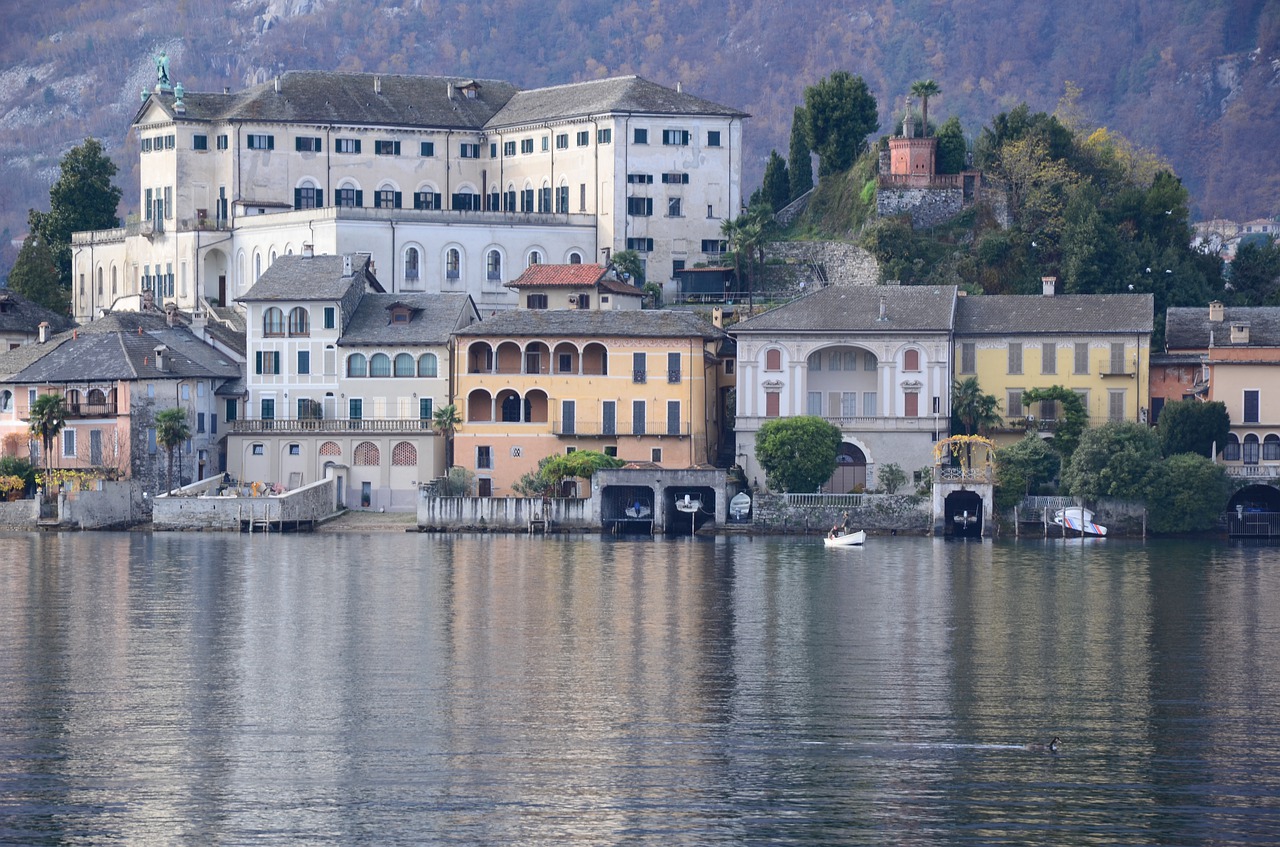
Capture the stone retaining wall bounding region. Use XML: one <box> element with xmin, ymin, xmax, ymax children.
<box><xmin>764</xmin><ymin>242</ymin><xmax>880</xmax><ymax>287</ymax></box>
<box><xmin>750</xmin><ymin>492</ymin><xmax>932</xmax><ymax>535</ymax></box>
<box><xmin>152</xmin><ymin>477</ymin><xmax>337</xmax><ymax>530</ymax></box>
<box><xmin>0</xmin><ymin>498</ymin><xmax>39</xmax><ymax>530</ymax></box>
<box><xmin>417</xmin><ymin>495</ymin><xmax>592</xmax><ymax>531</ymax></box>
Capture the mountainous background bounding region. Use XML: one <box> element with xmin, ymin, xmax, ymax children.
<box><xmin>3</xmin><ymin>0</ymin><xmax>1278</xmax><ymax>278</ymax></box>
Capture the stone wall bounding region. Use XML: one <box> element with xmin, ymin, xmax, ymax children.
<box><xmin>417</xmin><ymin>495</ymin><xmax>593</xmax><ymax>531</ymax></box>
<box><xmin>59</xmin><ymin>481</ymin><xmax>148</xmax><ymax>529</ymax></box>
<box><xmin>763</xmin><ymin>242</ymin><xmax>880</xmax><ymax>288</ymax></box>
<box><xmin>750</xmin><ymin>493</ymin><xmax>932</xmax><ymax>535</ymax></box>
<box><xmin>0</xmin><ymin>498</ymin><xmax>39</xmax><ymax>530</ymax></box>
<box><xmin>152</xmin><ymin>477</ymin><xmax>337</xmax><ymax>530</ymax></box>
<box><xmin>877</xmin><ymin>187</ymin><xmax>965</xmax><ymax>229</ymax></box>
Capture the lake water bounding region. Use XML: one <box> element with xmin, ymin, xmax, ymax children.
<box><xmin>1</xmin><ymin>531</ymin><xmax>1278</xmax><ymax>845</ymax></box>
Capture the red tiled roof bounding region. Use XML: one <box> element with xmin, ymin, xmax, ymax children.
<box><xmin>508</xmin><ymin>264</ymin><xmax>610</xmax><ymax>288</ymax></box>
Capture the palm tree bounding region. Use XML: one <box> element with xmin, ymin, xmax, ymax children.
<box><xmin>720</xmin><ymin>215</ymin><xmax>743</xmax><ymax>301</ymax></box>
<box><xmin>28</xmin><ymin>393</ymin><xmax>67</xmax><ymax>498</ymax></box>
<box><xmin>910</xmin><ymin>79</ymin><xmax>941</xmax><ymax>137</ymax></box>
<box><xmin>951</xmin><ymin>376</ymin><xmax>1003</xmax><ymax>436</ymax></box>
<box><xmin>155</xmin><ymin>407</ymin><xmax>191</xmax><ymax>494</ymax></box>
<box><xmin>432</xmin><ymin>403</ymin><xmax>462</xmax><ymax>470</ymax></box>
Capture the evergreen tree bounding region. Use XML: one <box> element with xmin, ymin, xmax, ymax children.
<box><xmin>29</xmin><ymin>138</ymin><xmax>122</xmax><ymax>292</ymax></box>
<box><xmin>787</xmin><ymin>106</ymin><xmax>813</xmax><ymax>200</ymax></box>
<box><xmin>935</xmin><ymin>116</ymin><xmax>967</xmax><ymax>174</ymax></box>
<box><xmin>7</xmin><ymin>230</ymin><xmax>67</xmax><ymax>314</ymax></box>
<box><xmin>761</xmin><ymin>150</ymin><xmax>790</xmax><ymax>212</ymax></box>
<box><xmin>803</xmin><ymin>71</ymin><xmax>879</xmax><ymax>176</ymax></box>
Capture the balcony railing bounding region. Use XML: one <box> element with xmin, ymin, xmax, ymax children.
<box><xmin>935</xmin><ymin>466</ymin><xmax>995</xmax><ymax>483</ymax></box>
<box><xmin>227</xmin><ymin>418</ymin><xmax>437</xmax><ymax>433</ymax></box>
<box><xmin>1224</xmin><ymin>464</ymin><xmax>1280</xmax><ymax>479</ymax></box>
<box><xmin>65</xmin><ymin>403</ymin><xmax>119</xmax><ymax>418</ymax></box>
<box><xmin>551</xmin><ymin>420</ymin><xmax>690</xmax><ymax>437</ymax></box>
<box><xmin>740</xmin><ymin>415</ymin><xmax>946</xmax><ymax>433</ymax></box>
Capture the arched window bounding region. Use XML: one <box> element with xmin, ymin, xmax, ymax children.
<box><xmin>527</xmin><ymin>250</ymin><xmax>541</xmax><ymax>267</ymax></box>
<box><xmin>394</xmin><ymin>353</ymin><xmax>415</xmax><ymax>377</ymax></box>
<box><xmin>391</xmin><ymin>441</ymin><xmax>417</xmax><ymax>466</ymax></box>
<box><xmin>254</xmin><ymin>252</ymin><xmax>262</xmax><ymax>281</ymax></box>
<box><xmin>765</xmin><ymin>348</ymin><xmax>782</xmax><ymax>371</ymax></box>
<box><xmin>405</xmin><ymin>246</ymin><xmax>420</xmax><ymax>282</ymax></box>
<box><xmin>263</xmin><ymin>307</ymin><xmax>284</xmax><ymax>335</ymax></box>
<box><xmin>347</xmin><ymin>353</ymin><xmax>368</xmax><ymax>377</ymax></box>
<box><xmin>87</xmin><ymin>389</ymin><xmax>106</xmax><ymax>407</ymax></box>
<box><xmin>487</xmin><ymin>250</ymin><xmax>502</xmax><ymax>281</ymax></box>
<box><xmin>418</xmin><ymin>353</ymin><xmax>438</xmax><ymax>377</ymax></box>
<box><xmin>1224</xmin><ymin>433</ymin><xmax>1241</xmax><ymax>461</ymax></box>
<box><xmin>97</xmin><ymin>268</ymin><xmax>103</xmax><ymax>297</ymax></box>
<box><xmin>446</xmin><ymin>248</ymin><xmax>461</xmax><ymax>279</ymax></box>
<box><xmin>111</xmin><ymin>266</ymin><xmax>117</xmax><ymax>296</ymax></box>
<box><xmin>1264</xmin><ymin>434</ymin><xmax>1280</xmax><ymax>461</ymax></box>
<box><xmin>370</xmin><ymin>353</ymin><xmax>392</xmax><ymax>377</ymax></box>
<box><xmin>288</xmin><ymin>306</ymin><xmax>309</xmax><ymax>336</ymax></box>
<box><xmin>568</xmin><ymin>252</ymin><xmax>582</xmax><ymax>264</ymax></box>
<box><xmin>1244</xmin><ymin>433</ymin><xmax>1261</xmax><ymax>465</ymax></box>
<box><xmin>354</xmin><ymin>442</ymin><xmax>380</xmax><ymax>466</ymax></box>
<box><xmin>904</xmin><ymin>348</ymin><xmax>920</xmax><ymax>371</ymax></box>
<box><xmin>319</xmin><ymin>441</ymin><xmax>342</xmax><ymax>456</ymax></box>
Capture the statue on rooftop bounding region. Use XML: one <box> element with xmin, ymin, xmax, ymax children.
<box><xmin>155</xmin><ymin>51</ymin><xmax>171</xmax><ymax>87</ymax></box>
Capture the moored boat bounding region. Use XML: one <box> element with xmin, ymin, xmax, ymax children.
<box><xmin>1053</xmin><ymin>507</ymin><xmax>1108</xmax><ymax>536</ymax></box>
<box><xmin>823</xmin><ymin>529</ymin><xmax>867</xmax><ymax>547</ymax></box>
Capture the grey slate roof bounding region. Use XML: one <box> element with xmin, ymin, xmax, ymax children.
<box><xmin>1165</xmin><ymin>306</ymin><xmax>1280</xmax><ymax>349</ymax></box>
<box><xmin>144</xmin><ymin>72</ymin><xmax>519</xmax><ymax>130</ymax></box>
<box><xmin>732</xmin><ymin>285</ymin><xmax>958</xmax><ymax>333</ymax></box>
<box><xmin>0</xmin><ymin>312</ymin><xmax>241</xmax><ymax>384</ymax></box>
<box><xmin>954</xmin><ymin>293</ymin><xmax>1154</xmax><ymax>335</ymax></box>
<box><xmin>238</xmin><ymin>254</ymin><xmax>380</xmax><ymax>302</ymax></box>
<box><xmin>454</xmin><ymin>309</ymin><xmax>727</xmax><ymax>340</ymax></box>
<box><xmin>0</xmin><ymin>290</ymin><xmax>75</xmax><ymax>336</ymax></box>
<box><xmin>339</xmin><ymin>293</ymin><xmax>478</xmax><ymax>346</ymax></box>
<box><xmin>488</xmin><ymin>76</ymin><xmax>748</xmax><ymax>128</ymax></box>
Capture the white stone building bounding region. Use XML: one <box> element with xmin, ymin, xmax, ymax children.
<box><xmin>71</xmin><ymin>69</ymin><xmax>746</xmax><ymax>322</ymax></box>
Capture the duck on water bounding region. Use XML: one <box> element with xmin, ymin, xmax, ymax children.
<box><xmin>1026</xmin><ymin>736</ymin><xmax>1060</xmax><ymax>753</ymax></box>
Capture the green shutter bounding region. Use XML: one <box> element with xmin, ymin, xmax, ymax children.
<box><xmin>394</xmin><ymin>191</ymin><xmax>402</xmax><ymax>209</ymax></box>
<box><xmin>353</xmin><ymin>139</ymin><xmax>361</xmax><ymax>154</ymax></box>
<box><xmin>267</xmin><ymin>135</ymin><xmax>275</xmax><ymax>150</ymax></box>
<box><xmin>295</xmin><ymin>137</ymin><xmax>304</xmax><ymax>151</ymax></box>
<box><xmin>294</xmin><ymin>187</ymin><xmax>302</xmax><ymax>209</ymax></box>
<box><xmin>255</xmin><ymin>351</ymin><xmax>262</xmax><ymax>374</ymax></box>
<box><xmin>316</xmin><ymin>190</ymin><xmax>323</xmax><ymax>207</ymax></box>
<box><xmin>354</xmin><ymin>190</ymin><xmax>363</xmax><ymax>207</ymax></box>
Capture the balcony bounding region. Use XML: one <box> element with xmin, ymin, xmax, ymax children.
<box><xmin>1224</xmin><ymin>464</ymin><xmax>1280</xmax><ymax>480</ymax></box>
<box><xmin>551</xmin><ymin>420</ymin><xmax>690</xmax><ymax>437</ymax></box>
<box><xmin>66</xmin><ymin>403</ymin><xmax>119</xmax><ymax>418</ymax></box>
<box><xmin>228</xmin><ymin>418</ymin><xmax>436</xmax><ymax>434</ymax></box>
<box><xmin>739</xmin><ymin>415</ymin><xmax>946</xmax><ymax>433</ymax></box>
<box><xmin>935</xmin><ymin>466</ymin><xmax>995</xmax><ymax>484</ymax></box>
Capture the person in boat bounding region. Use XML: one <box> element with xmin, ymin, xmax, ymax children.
<box><xmin>1026</xmin><ymin>736</ymin><xmax>1060</xmax><ymax>753</ymax></box>
<box><xmin>828</xmin><ymin>523</ymin><xmax>842</xmax><ymax>539</ymax></box>
<box><xmin>842</xmin><ymin>511</ymin><xmax>853</xmax><ymax>532</ymax></box>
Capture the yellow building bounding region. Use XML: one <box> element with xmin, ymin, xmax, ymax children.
<box><xmin>452</xmin><ymin>310</ymin><xmax>732</xmax><ymax>495</ymax></box>
<box><xmin>954</xmin><ymin>282</ymin><xmax>1153</xmax><ymax>444</ymax></box>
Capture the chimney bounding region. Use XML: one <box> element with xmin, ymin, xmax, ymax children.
<box><xmin>1041</xmin><ymin>276</ymin><xmax>1056</xmax><ymax>297</ymax></box>
<box><xmin>274</xmin><ymin>76</ymin><xmax>281</xmax><ymax>94</ymax></box>
<box><xmin>302</xmin><ymin>242</ymin><xmax>314</xmax><ymax>258</ymax></box>
<box><xmin>878</xmin><ymin>295</ymin><xmax>887</xmax><ymax>321</ymax></box>
<box><xmin>1230</xmin><ymin>322</ymin><xmax>1250</xmax><ymax>345</ymax></box>
<box><xmin>191</xmin><ymin>309</ymin><xmax>207</xmax><ymax>337</ymax></box>
<box><xmin>712</xmin><ymin>306</ymin><xmax>723</xmax><ymax>328</ymax></box>
<box><xmin>38</xmin><ymin>321</ymin><xmax>49</xmax><ymax>343</ymax></box>
<box><xmin>154</xmin><ymin>344</ymin><xmax>168</xmax><ymax>372</ymax></box>
<box><xmin>165</xmin><ymin>302</ymin><xmax>180</xmax><ymax>326</ymax></box>
<box><xmin>223</xmin><ymin>86</ymin><xmax>230</xmax><ymax>95</ymax></box>
<box><xmin>343</xmin><ymin>254</ymin><xmax>353</xmax><ymax>277</ymax></box>
<box><xmin>1209</xmin><ymin>300</ymin><xmax>1224</xmax><ymax>322</ymax></box>
<box><xmin>447</xmin><ymin>82</ymin><xmax>454</xmax><ymax>99</ymax></box>
<box><xmin>375</xmin><ymin>76</ymin><xmax>382</xmax><ymax>95</ymax></box>
<box><xmin>676</xmin><ymin>81</ymin><xmax>683</xmax><ymax>94</ymax></box>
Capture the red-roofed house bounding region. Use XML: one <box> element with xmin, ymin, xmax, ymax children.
<box><xmin>505</xmin><ymin>264</ymin><xmax>643</xmax><ymax>311</ymax></box>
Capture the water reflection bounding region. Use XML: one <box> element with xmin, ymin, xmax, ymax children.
<box><xmin>1</xmin><ymin>533</ymin><xmax>1278</xmax><ymax>844</ymax></box>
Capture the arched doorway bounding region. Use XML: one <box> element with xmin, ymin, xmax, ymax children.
<box><xmin>828</xmin><ymin>443</ymin><xmax>867</xmax><ymax>493</ymax></box>
<box><xmin>944</xmin><ymin>490</ymin><xmax>984</xmax><ymax>538</ymax></box>
<box><xmin>1226</xmin><ymin>484</ymin><xmax>1280</xmax><ymax>537</ymax></box>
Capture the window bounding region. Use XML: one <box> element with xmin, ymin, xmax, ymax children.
<box><xmin>576</xmin><ymin>130</ymin><xmax>590</xmax><ymax>147</ymax></box>
<box><xmin>904</xmin><ymin>348</ymin><xmax>920</xmax><ymax>372</ymax></box>
<box><xmin>1224</xmin><ymin>434</ymin><xmax>1241</xmax><ymax>461</ymax></box>
<box><xmin>252</xmin><ymin>443</ymin><xmax>264</xmax><ymax>456</ymax></box>
<box><xmin>1244</xmin><ymin>390</ymin><xmax>1260</xmax><ymax>423</ymax></box>
<box><xmin>62</xmin><ymin>429</ymin><xmax>76</xmax><ymax>458</ymax></box>
<box><xmin>627</xmin><ymin>173</ymin><xmax>653</xmax><ymax>184</ymax></box>
<box><xmin>527</xmin><ymin>294</ymin><xmax>548</xmax><ymax>309</ymax></box>
<box><xmin>627</xmin><ymin>197</ymin><xmax>653</xmax><ymax>216</ymax></box>
<box><xmin>630</xmin><ymin>352</ymin><xmax>648</xmax><ymax>384</ymax></box>
<box><xmin>391</xmin><ymin>353</ymin><xmax>414</xmax><ymax>378</ymax></box>
<box><xmin>841</xmin><ymin>392</ymin><xmax>857</xmax><ymax>417</ymax></box>
<box><xmin>216</xmin><ymin>135</ymin><xmax>229</xmax><ymax>150</ymax></box>
<box><xmin>597</xmin><ymin>128</ymin><xmax>612</xmax><ymax>144</ymax></box>
<box><xmin>295</xmin><ymin>136</ymin><xmax>321</xmax><ymax>152</ymax></box>
<box><xmin>631</xmin><ymin>400</ymin><xmax>647</xmax><ymax>435</ymax></box>
<box><xmin>1110</xmin><ymin>343</ymin><xmax>1126</xmax><ymax>375</ymax></box>
<box><xmin>702</xmin><ymin>239</ymin><xmax>727</xmax><ymax>253</ymax></box>
<box><xmin>405</xmin><ymin>247</ymin><xmax>420</xmax><ymax>281</ymax></box>
<box><xmin>323</xmin><ymin>307</ymin><xmax>336</xmax><ymax>329</ymax></box>
<box><xmin>297</xmin><ymin>398</ymin><xmax>321</xmax><ymax>420</ymax></box>
<box><xmin>1007</xmin><ymin>391</ymin><xmax>1024</xmax><ymax>418</ymax></box>
<box><xmin>487</xmin><ymin>250</ymin><xmax>502</xmax><ymax>280</ymax></box>
<box><xmin>527</xmin><ymin>251</ymin><xmax>541</xmax><ymax>267</ymax></box>
<box><xmin>960</xmin><ymin>342</ymin><xmax>975</xmax><ymax>374</ymax></box>
<box><xmin>707</xmin><ymin>130</ymin><xmax>722</xmax><ymax>147</ymax></box>
<box><xmin>863</xmin><ymin>392</ymin><xmax>877</xmax><ymax>416</ymax></box>
<box><xmin>349</xmin><ymin>398</ymin><xmax>363</xmax><ymax>420</ymax></box>
<box><xmin>502</xmin><ymin>140</ymin><xmax>517</xmax><ymax>157</ymax></box>
<box><xmin>197</xmin><ymin>413</ymin><xmax>206</xmax><ymax>434</ymax></box>
<box><xmin>1264</xmin><ymin>435</ymin><xmax>1280</xmax><ymax>461</ymax></box>
<box><xmin>247</xmin><ymin>134</ymin><xmax>274</xmax><ymax>150</ymax></box>
<box><xmin>336</xmin><ymin>187</ymin><xmax>361</xmax><ymax>208</ymax></box>
<box><xmin>261</xmin><ymin>398</ymin><xmax>275</xmax><ymax>420</ymax></box>
<box><xmin>1074</xmin><ymin>342</ymin><xmax>1089</xmax><ymax>375</ymax></box>
<box><xmin>418</xmin><ymin>353</ymin><xmax>438</xmax><ymax>377</ymax></box>
<box><xmin>666</xmin><ymin>400</ymin><xmax>682</xmax><ymax>436</ymax></box>
<box><xmin>904</xmin><ymin>392</ymin><xmax>919</xmax><ymax>417</ymax></box>
<box><xmin>555</xmin><ymin>133</ymin><xmax>569</xmax><ymax>150</ymax></box>
<box><xmin>419</xmin><ymin>398</ymin><xmax>433</xmax><ymax>421</ymax></box>
<box><xmin>446</xmin><ymin>248</ymin><xmax>461</xmax><ymax>279</ymax></box>
<box><xmin>295</xmin><ymin>185</ymin><xmax>322</xmax><ymax>209</ymax></box>
<box><xmin>335</xmin><ymin>138</ymin><xmax>360</xmax><ymax>154</ymax></box>
<box><xmin>193</xmin><ymin>134</ymin><xmax>208</xmax><ymax>151</ymax></box>
<box><xmin>297</xmin><ymin>351</ymin><xmax>310</xmax><ymax>375</ymax></box>
<box><xmin>668</xmin><ymin>352</ymin><xmax>681</xmax><ymax>384</ymax></box>
<box><xmin>414</xmin><ymin>191</ymin><xmax>442</xmax><ymax>210</ymax></box>
<box><xmin>626</xmin><ymin>238</ymin><xmax>653</xmax><ymax>252</ymax></box>
<box><xmin>288</xmin><ymin>307</ymin><xmax>309</xmax><ymax>336</ymax></box>
<box><xmin>452</xmin><ymin>191</ymin><xmax>481</xmax><ymax>210</ymax></box>
<box><xmin>662</xmin><ymin>129</ymin><xmax>690</xmax><ymax>146</ymax></box>
<box><xmin>477</xmin><ymin>445</ymin><xmax>493</xmax><ymax>469</ymax></box>
<box><xmin>263</xmin><ymin>307</ymin><xmax>284</xmax><ymax>336</ymax></box>
<box><xmin>375</xmin><ymin>140</ymin><xmax>401</xmax><ymax>156</ymax></box>
<box><xmin>667</xmin><ymin>197</ymin><xmax>683</xmax><ymax>217</ymax></box>
<box><xmin>661</xmin><ymin>173</ymin><xmax>689</xmax><ymax>184</ymax></box>
<box><xmin>347</xmin><ymin>353</ymin><xmax>368</xmax><ymax>377</ymax></box>
<box><xmin>556</xmin><ymin>185</ymin><xmax>569</xmax><ymax>213</ymax></box>
<box><xmin>460</xmin><ymin>143</ymin><xmax>480</xmax><ymax>158</ymax></box>
<box><xmin>1108</xmin><ymin>390</ymin><xmax>1126</xmax><ymax>421</ymax></box>
<box><xmin>520</xmin><ymin>138</ymin><xmax>534</xmax><ymax>155</ymax></box>
<box><xmin>765</xmin><ymin>392</ymin><xmax>780</xmax><ymax>417</ymax></box>
<box><xmin>1008</xmin><ymin>342</ymin><xmax>1023</xmax><ymax>374</ymax></box>
<box><xmin>370</xmin><ymin>353</ymin><xmax>392</xmax><ymax>378</ymax></box>
<box><xmin>255</xmin><ymin>351</ymin><xmax>281</xmax><ymax>375</ymax></box>
<box><xmin>1041</xmin><ymin>342</ymin><xmax>1057</xmax><ymax>374</ymax></box>
<box><xmin>765</xmin><ymin>349</ymin><xmax>782</xmax><ymax>371</ymax></box>
<box><xmin>375</xmin><ymin>188</ymin><xmax>401</xmax><ymax>209</ymax></box>
<box><xmin>420</xmin><ymin>141</ymin><xmax>435</xmax><ymax>157</ymax></box>
<box><xmin>224</xmin><ymin>399</ymin><xmax>237</xmax><ymax>423</ymax></box>
<box><xmin>633</xmin><ymin>128</ymin><xmax>648</xmax><ymax>144</ymax></box>
<box><xmin>1244</xmin><ymin>434</ymin><xmax>1261</xmax><ymax>465</ymax></box>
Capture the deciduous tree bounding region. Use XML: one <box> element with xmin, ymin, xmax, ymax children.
<box><xmin>1061</xmin><ymin>421</ymin><xmax>1161</xmax><ymax>502</ymax></box>
<box><xmin>754</xmin><ymin>416</ymin><xmax>842</xmax><ymax>493</ymax></box>
<box><xmin>1145</xmin><ymin>453</ymin><xmax>1231</xmax><ymax>534</ymax></box>
<box><xmin>994</xmin><ymin>433</ymin><xmax>1060</xmax><ymax>509</ymax></box>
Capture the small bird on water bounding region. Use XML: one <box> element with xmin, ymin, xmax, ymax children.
<box><xmin>1026</xmin><ymin>736</ymin><xmax>1060</xmax><ymax>753</ymax></box>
